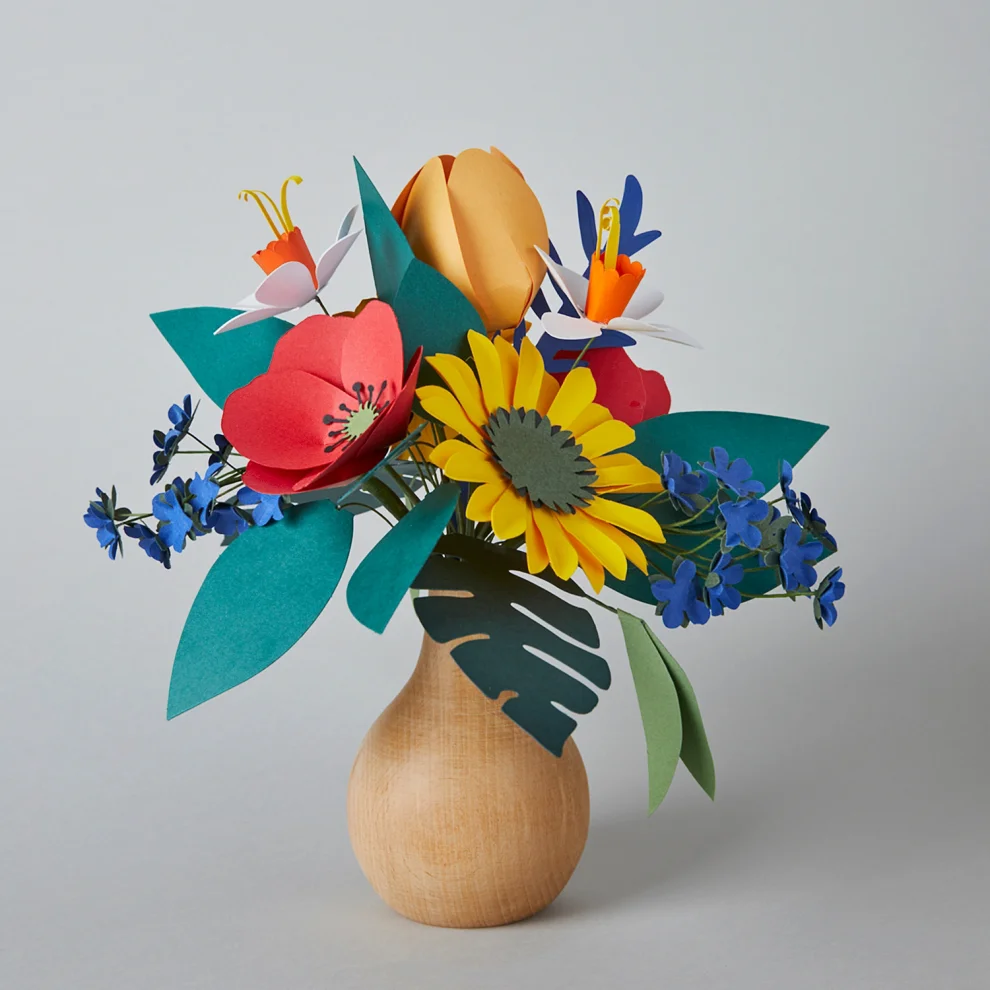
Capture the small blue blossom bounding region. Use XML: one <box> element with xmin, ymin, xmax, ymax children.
<box><xmin>705</xmin><ymin>552</ymin><xmax>745</xmax><ymax>616</ymax></box>
<box><xmin>662</xmin><ymin>451</ymin><xmax>708</xmax><ymax>514</ymax></box>
<box><xmin>123</xmin><ymin>523</ymin><xmax>171</xmax><ymax>568</ymax></box>
<box><xmin>150</xmin><ymin>395</ymin><xmax>196</xmax><ymax>484</ymax></box>
<box><xmin>188</xmin><ymin>462</ymin><xmax>222</xmax><ymax>520</ymax></box>
<box><xmin>780</xmin><ymin>460</ymin><xmax>804</xmax><ymax>522</ymax></box>
<box><xmin>238</xmin><ymin>487</ymin><xmax>285</xmax><ymax>526</ymax></box>
<box><xmin>153</xmin><ymin>484</ymin><xmax>193</xmax><ymax>551</ymax></box>
<box><xmin>206</xmin><ymin>502</ymin><xmax>249</xmax><ymax>538</ymax></box>
<box><xmin>650</xmin><ymin>558</ymin><xmax>711</xmax><ymax>629</ymax></box>
<box><xmin>778</xmin><ymin>523</ymin><xmax>823</xmax><ymax>592</ymax></box>
<box><xmin>83</xmin><ymin>488</ymin><xmax>122</xmax><ymax>560</ymax></box>
<box><xmin>209</xmin><ymin>433</ymin><xmax>233</xmax><ymax>466</ymax></box>
<box><xmin>814</xmin><ymin>567</ymin><xmax>845</xmax><ymax>628</ymax></box>
<box><xmin>719</xmin><ymin>498</ymin><xmax>770</xmax><ymax>549</ymax></box>
<box><xmin>780</xmin><ymin>461</ymin><xmax>837</xmax><ymax>550</ymax></box>
<box><xmin>702</xmin><ymin>447</ymin><xmax>766</xmax><ymax>498</ymax></box>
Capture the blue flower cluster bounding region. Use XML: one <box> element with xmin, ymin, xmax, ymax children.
<box><xmin>150</xmin><ymin>395</ymin><xmax>196</xmax><ymax>484</ymax></box>
<box><xmin>83</xmin><ymin>487</ymin><xmax>125</xmax><ymax>560</ymax></box>
<box><xmin>648</xmin><ymin>447</ymin><xmax>844</xmax><ymax>629</ymax></box>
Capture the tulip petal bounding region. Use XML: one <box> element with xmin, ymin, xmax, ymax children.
<box><xmin>540</xmin><ymin>312</ymin><xmax>603</xmax><ymax>341</ymax></box>
<box><xmin>605</xmin><ymin>318</ymin><xmax>703</xmax><ymax>349</ymax></box>
<box><xmin>251</xmin><ymin>261</ymin><xmax>319</xmax><ymax>308</ymax></box>
<box><xmin>214</xmin><ymin>306</ymin><xmax>292</xmax><ymax>335</ymax></box>
<box><xmin>315</xmin><ymin>228</ymin><xmax>362</xmax><ymax>289</ymax></box>
<box><xmin>620</xmin><ymin>285</ymin><xmax>665</xmax><ymax>321</ymax></box>
<box><xmin>534</xmin><ymin>246</ymin><xmax>590</xmax><ymax>313</ymax></box>
<box><xmin>222</xmin><ymin>370</ymin><xmax>355</xmax><ymax>469</ymax></box>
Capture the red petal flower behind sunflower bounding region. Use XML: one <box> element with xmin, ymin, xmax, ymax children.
<box><xmin>221</xmin><ymin>301</ymin><xmax>422</xmax><ymax>494</ymax></box>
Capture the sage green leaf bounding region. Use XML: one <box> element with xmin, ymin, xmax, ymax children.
<box><xmin>167</xmin><ymin>502</ymin><xmax>353</xmax><ymax>718</ymax></box>
<box><xmin>412</xmin><ymin>536</ymin><xmax>608</xmax><ymax>756</ymax></box>
<box><xmin>150</xmin><ymin>307</ymin><xmax>293</xmax><ymax>408</ymax></box>
<box><xmin>618</xmin><ymin>611</ymin><xmax>683</xmax><ymax>813</ymax></box>
<box><xmin>347</xmin><ymin>483</ymin><xmax>460</xmax><ymax>634</ymax></box>
<box><xmin>643</xmin><ymin>624</ymin><xmax>716</xmax><ymax>800</ymax></box>
<box><xmin>354</xmin><ymin>157</ymin><xmax>413</xmax><ymax>304</ymax></box>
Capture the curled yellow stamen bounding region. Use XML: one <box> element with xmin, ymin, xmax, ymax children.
<box><xmin>279</xmin><ymin>175</ymin><xmax>303</xmax><ymax>232</ymax></box>
<box><xmin>595</xmin><ymin>197</ymin><xmax>622</xmax><ymax>270</ymax></box>
<box><xmin>238</xmin><ymin>189</ymin><xmax>284</xmax><ymax>238</ymax></box>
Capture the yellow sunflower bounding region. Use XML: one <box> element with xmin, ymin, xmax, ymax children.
<box><xmin>416</xmin><ymin>331</ymin><xmax>666</xmax><ymax>592</ymax></box>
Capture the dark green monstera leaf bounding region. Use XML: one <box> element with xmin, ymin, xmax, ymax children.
<box><xmin>411</xmin><ymin>535</ymin><xmax>609</xmax><ymax>756</ymax></box>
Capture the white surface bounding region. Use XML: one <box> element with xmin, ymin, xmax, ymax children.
<box><xmin>2</xmin><ymin>0</ymin><xmax>989</xmax><ymax>987</ymax></box>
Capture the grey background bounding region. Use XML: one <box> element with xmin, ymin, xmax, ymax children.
<box><xmin>2</xmin><ymin>0</ymin><xmax>988</xmax><ymax>987</ymax></box>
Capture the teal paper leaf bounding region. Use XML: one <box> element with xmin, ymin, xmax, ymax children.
<box><xmin>608</xmin><ymin>411</ymin><xmax>829</xmax><ymax>604</ymax></box>
<box><xmin>347</xmin><ymin>483</ymin><xmax>460</xmax><ymax>634</ymax></box>
<box><xmin>618</xmin><ymin>611</ymin><xmax>683</xmax><ymax>813</ymax></box>
<box><xmin>354</xmin><ymin>157</ymin><xmax>414</xmax><ymax>305</ymax></box>
<box><xmin>618</xmin><ymin>611</ymin><xmax>716</xmax><ymax>811</ymax></box>
<box><xmin>167</xmin><ymin>501</ymin><xmax>353</xmax><ymax>718</ymax></box>
<box><xmin>411</xmin><ymin>536</ymin><xmax>608</xmax><ymax>756</ymax></box>
<box><xmin>150</xmin><ymin>307</ymin><xmax>293</xmax><ymax>408</ymax></box>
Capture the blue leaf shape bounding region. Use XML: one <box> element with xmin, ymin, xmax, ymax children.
<box><xmin>167</xmin><ymin>501</ymin><xmax>353</xmax><ymax>718</ymax></box>
<box><xmin>576</xmin><ymin>189</ymin><xmax>597</xmax><ymax>260</ymax></box>
<box><xmin>618</xmin><ymin>174</ymin><xmax>662</xmax><ymax>257</ymax></box>
<box><xmin>150</xmin><ymin>308</ymin><xmax>294</xmax><ymax>408</ymax></box>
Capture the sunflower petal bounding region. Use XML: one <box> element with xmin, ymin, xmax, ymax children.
<box><xmin>416</xmin><ymin>386</ymin><xmax>486</xmax><ymax>449</ymax></box>
<box><xmin>536</xmin><ymin>373</ymin><xmax>560</xmax><ymax>416</ymax></box>
<box><xmin>524</xmin><ymin>512</ymin><xmax>550</xmax><ymax>575</ymax></box>
<box><xmin>492</xmin><ymin>334</ymin><xmax>519</xmax><ymax>404</ymax></box>
<box><xmin>574</xmin><ymin>419</ymin><xmax>635</xmax><ymax>459</ymax></box>
<box><xmin>546</xmin><ymin>367</ymin><xmax>597</xmax><ymax>431</ymax></box>
<box><xmin>580</xmin><ymin>512</ymin><xmax>651</xmax><ymax>572</ymax></box>
<box><xmin>567</xmin><ymin>402</ymin><xmax>612</xmax><ymax>437</ymax></box>
<box><xmin>467</xmin><ymin>330</ymin><xmax>507</xmax><ymax>416</ymax></box>
<box><xmin>430</xmin><ymin>438</ymin><xmax>476</xmax><ymax>470</ymax></box>
<box><xmin>533</xmin><ymin>507</ymin><xmax>579</xmax><ymax>581</ymax></box>
<box><xmin>490</xmin><ymin>486</ymin><xmax>529</xmax><ymax>540</ymax></box>
<box><xmin>568</xmin><ymin>534</ymin><xmax>606</xmax><ymax>593</ymax></box>
<box><xmin>591</xmin><ymin>453</ymin><xmax>664</xmax><ymax>492</ymax></box>
<box><xmin>425</xmin><ymin>354</ymin><xmax>487</xmax><ymax>426</ymax></box>
<box><xmin>443</xmin><ymin>447</ymin><xmax>506</xmax><ymax>484</ymax></box>
<box><xmin>582</xmin><ymin>496</ymin><xmax>665</xmax><ymax>543</ymax></box>
<box><xmin>466</xmin><ymin>479</ymin><xmax>509</xmax><ymax>521</ymax></box>
<box><xmin>558</xmin><ymin>511</ymin><xmax>628</xmax><ymax>580</ymax></box>
<box><xmin>513</xmin><ymin>336</ymin><xmax>545</xmax><ymax>409</ymax></box>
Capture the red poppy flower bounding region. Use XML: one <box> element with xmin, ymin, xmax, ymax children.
<box><xmin>222</xmin><ymin>301</ymin><xmax>422</xmax><ymax>494</ymax></box>
<box><xmin>550</xmin><ymin>346</ymin><xmax>670</xmax><ymax>427</ymax></box>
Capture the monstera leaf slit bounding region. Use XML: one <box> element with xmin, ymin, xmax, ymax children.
<box><xmin>411</xmin><ymin>535</ymin><xmax>610</xmax><ymax>756</ymax></box>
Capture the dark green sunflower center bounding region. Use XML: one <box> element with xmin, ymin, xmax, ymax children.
<box><xmin>484</xmin><ymin>408</ymin><xmax>598</xmax><ymax>513</ymax></box>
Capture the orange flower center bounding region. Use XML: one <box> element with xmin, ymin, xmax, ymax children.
<box><xmin>239</xmin><ymin>175</ymin><xmax>318</xmax><ymax>287</ymax></box>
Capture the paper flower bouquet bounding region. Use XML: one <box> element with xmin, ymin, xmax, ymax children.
<box><xmin>85</xmin><ymin>149</ymin><xmax>844</xmax><ymax>927</ymax></box>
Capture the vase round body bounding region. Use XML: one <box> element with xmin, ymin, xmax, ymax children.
<box><xmin>347</xmin><ymin>630</ymin><xmax>589</xmax><ymax>928</ymax></box>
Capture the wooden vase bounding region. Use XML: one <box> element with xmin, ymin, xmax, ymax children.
<box><xmin>347</xmin><ymin>630</ymin><xmax>590</xmax><ymax>928</ymax></box>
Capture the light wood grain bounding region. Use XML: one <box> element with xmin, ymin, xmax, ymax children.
<box><xmin>347</xmin><ymin>630</ymin><xmax>589</xmax><ymax>928</ymax></box>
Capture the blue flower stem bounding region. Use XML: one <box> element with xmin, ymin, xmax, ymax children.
<box><xmin>661</xmin><ymin>495</ymin><xmax>721</xmax><ymax>529</ymax></box>
<box><xmin>740</xmin><ymin>591</ymin><xmax>813</xmax><ymax>599</ymax></box>
<box><xmin>185</xmin><ymin>432</ymin><xmax>217</xmax><ymax>454</ymax></box>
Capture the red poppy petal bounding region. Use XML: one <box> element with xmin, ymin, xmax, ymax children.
<box><xmin>584</xmin><ymin>348</ymin><xmax>647</xmax><ymax>426</ymax></box>
<box><xmin>366</xmin><ymin>347</ymin><xmax>422</xmax><ymax>443</ymax></box>
<box><xmin>221</xmin><ymin>369</ymin><xmax>355</xmax><ymax>469</ymax></box>
<box><xmin>339</xmin><ymin>300</ymin><xmax>404</xmax><ymax>404</ymax></box>
<box><xmin>640</xmin><ymin>368</ymin><xmax>672</xmax><ymax>419</ymax></box>
<box><xmin>242</xmin><ymin>461</ymin><xmax>313</xmax><ymax>496</ymax></box>
<box><xmin>290</xmin><ymin>447</ymin><xmax>390</xmax><ymax>493</ymax></box>
<box><xmin>268</xmin><ymin>314</ymin><xmax>346</xmax><ymax>389</ymax></box>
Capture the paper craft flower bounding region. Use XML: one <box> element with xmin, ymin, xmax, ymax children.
<box><xmin>392</xmin><ymin>148</ymin><xmax>549</xmax><ymax>333</ymax></box>
<box><xmin>705</xmin><ymin>552</ymin><xmax>744</xmax><ymax>615</ymax></box>
<box><xmin>237</xmin><ymin>487</ymin><xmax>284</xmax><ymax>526</ymax></box>
<box><xmin>814</xmin><ymin>567</ymin><xmax>845</xmax><ymax>628</ymax></box>
<box><xmin>651</xmin><ymin>558</ymin><xmax>711</xmax><ymax>629</ymax></box>
<box><xmin>662</xmin><ymin>451</ymin><xmax>708</xmax><ymax>513</ymax></box>
<box><xmin>84</xmin><ymin>488</ymin><xmax>122</xmax><ymax>559</ymax></box>
<box><xmin>417</xmin><ymin>331</ymin><xmax>665</xmax><ymax>592</ymax></box>
<box><xmin>221</xmin><ymin>301</ymin><xmax>422</xmax><ymax>495</ymax></box>
<box><xmin>123</xmin><ymin>522</ymin><xmax>171</xmax><ymax>568</ymax></box>
<box><xmin>778</xmin><ymin>522</ymin><xmax>823</xmax><ymax>591</ymax></box>
<box><xmin>215</xmin><ymin>176</ymin><xmax>362</xmax><ymax>334</ymax></box>
<box><xmin>153</xmin><ymin>482</ymin><xmax>194</xmax><ymax>552</ymax></box>
<box><xmin>720</xmin><ymin>498</ymin><xmax>770</xmax><ymax>549</ymax></box>
<box><xmin>704</xmin><ymin>447</ymin><xmax>766</xmax><ymax>498</ymax></box>
<box><xmin>534</xmin><ymin>199</ymin><xmax>699</xmax><ymax>348</ymax></box>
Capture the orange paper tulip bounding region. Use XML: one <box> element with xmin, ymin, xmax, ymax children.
<box><xmin>392</xmin><ymin>148</ymin><xmax>549</xmax><ymax>333</ymax></box>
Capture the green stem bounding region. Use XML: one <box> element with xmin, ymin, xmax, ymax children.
<box><xmin>362</xmin><ymin>477</ymin><xmax>408</xmax><ymax>521</ymax></box>
<box><xmin>385</xmin><ymin>465</ymin><xmax>421</xmax><ymax>508</ymax></box>
<box><xmin>569</xmin><ymin>337</ymin><xmax>596</xmax><ymax>371</ymax></box>
<box><xmin>314</xmin><ymin>294</ymin><xmax>330</xmax><ymax>316</ymax></box>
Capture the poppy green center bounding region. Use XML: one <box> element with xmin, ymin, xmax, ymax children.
<box><xmin>322</xmin><ymin>380</ymin><xmax>390</xmax><ymax>454</ymax></box>
<box><xmin>484</xmin><ymin>407</ymin><xmax>597</xmax><ymax>512</ymax></box>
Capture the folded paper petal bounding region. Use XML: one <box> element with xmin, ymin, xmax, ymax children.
<box><xmin>535</xmin><ymin>246</ymin><xmax>590</xmax><ymax>313</ymax></box>
<box><xmin>251</xmin><ymin>260</ymin><xmax>319</xmax><ymax>308</ymax></box>
<box><xmin>605</xmin><ymin>318</ymin><xmax>703</xmax><ymax>349</ymax></box>
<box><xmin>214</xmin><ymin>305</ymin><xmax>291</xmax><ymax>335</ymax></box>
<box><xmin>337</xmin><ymin>205</ymin><xmax>359</xmax><ymax>240</ymax></box>
<box><xmin>315</xmin><ymin>228</ymin><xmax>362</xmax><ymax>288</ymax></box>
<box><xmin>620</xmin><ymin>285</ymin><xmax>665</xmax><ymax>321</ymax></box>
<box><xmin>540</xmin><ymin>312</ymin><xmax>603</xmax><ymax>341</ymax></box>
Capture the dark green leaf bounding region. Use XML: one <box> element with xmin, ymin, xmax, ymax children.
<box><xmin>167</xmin><ymin>501</ymin><xmax>353</xmax><ymax>718</ymax></box>
<box><xmin>354</xmin><ymin>157</ymin><xmax>414</xmax><ymax>304</ymax></box>
<box><xmin>150</xmin><ymin>308</ymin><xmax>294</xmax><ymax>408</ymax></box>
<box><xmin>411</xmin><ymin>536</ymin><xmax>608</xmax><ymax>756</ymax></box>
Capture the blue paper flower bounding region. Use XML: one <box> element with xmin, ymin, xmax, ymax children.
<box><xmin>209</xmin><ymin>433</ymin><xmax>233</xmax><ymax>466</ymax></box>
<box><xmin>237</xmin><ymin>486</ymin><xmax>285</xmax><ymax>526</ymax></box>
<box><xmin>123</xmin><ymin>523</ymin><xmax>171</xmax><ymax>568</ymax></box>
<box><xmin>780</xmin><ymin>460</ymin><xmax>804</xmax><ymax>522</ymax></box>
<box><xmin>703</xmin><ymin>447</ymin><xmax>766</xmax><ymax>498</ymax></box>
<box><xmin>188</xmin><ymin>462</ymin><xmax>222</xmax><ymax>520</ymax></box>
<box><xmin>152</xmin><ymin>484</ymin><xmax>193</xmax><ymax>552</ymax></box>
<box><xmin>206</xmin><ymin>502</ymin><xmax>250</xmax><ymax>538</ymax></box>
<box><xmin>719</xmin><ymin>498</ymin><xmax>770</xmax><ymax>549</ymax></box>
<box><xmin>778</xmin><ymin>522</ymin><xmax>823</xmax><ymax>592</ymax></box>
<box><xmin>705</xmin><ymin>552</ymin><xmax>745</xmax><ymax>616</ymax></box>
<box><xmin>150</xmin><ymin>394</ymin><xmax>196</xmax><ymax>484</ymax></box>
<box><xmin>662</xmin><ymin>451</ymin><xmax>708</xmax><ymax>513</ymax></box>
<box><xmin>650</xmin><ymin>558</ymin><xmax>711</xmax><ymax>629</ymax></box>
<box><xmin>814</xmin><ymin>567</ymin><xmax>845</xmax><ymax>628</ymax></box>
<box><xmin>780</xmin><ymin>461</ymin><xmax>837</xmax><ymax>550</ymax></box>
<box><xmin>83</xmin><ymin>488</ymin><xmax>122</xmax><ymax>560</ymax></box>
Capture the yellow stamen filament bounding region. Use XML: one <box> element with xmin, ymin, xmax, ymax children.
<box><xmin>279</xmin><ymin>175</ymin><xmax>303</xmax><ymax>232</ymax></box>
<box><xmin>595</xmin><ymin>197</ymin><xmax>622</xmax><ymax>270</ymax></box>
<box><xmin>238</xmin><ymin>175</ymin><xmax>305</xmax><ymax>236</ymax></box>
